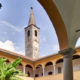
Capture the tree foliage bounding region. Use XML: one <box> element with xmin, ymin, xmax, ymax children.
<box><xmin>0</xmin><ymin>58</ymin><xmax>24</xmax><ymax>80</ymax></box>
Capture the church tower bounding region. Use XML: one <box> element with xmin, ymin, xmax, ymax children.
<box><xmin>25</xmin><ymin>7</ymin><xmax>40</xmax><ymax>59</ymax></box>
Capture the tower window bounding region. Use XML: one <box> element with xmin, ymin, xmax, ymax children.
<box><xmin>28</xmin><ymin>30</ymin><xmax>30</xmax><ymax>37</ymax></box>
<box><xmin>35</xmin><ymin>30</ymin><xmax>37</xmax><ymax>36</ymax></box>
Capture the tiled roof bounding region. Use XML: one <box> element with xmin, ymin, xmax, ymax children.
<box><xmin>0</xmin><ymin>47</ymin><xmax>80</xmax><ymax>62</ymax></box>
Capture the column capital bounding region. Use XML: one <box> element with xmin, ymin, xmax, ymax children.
<box><xmin>59</xmin><ymin>48</ymin><xmax>76</xmax><ymax>56</ymax></box>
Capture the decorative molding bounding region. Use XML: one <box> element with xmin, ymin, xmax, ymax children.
<box><xmin>59</xmin><ymin>48</ymin><xmax>76</xmax><ymax>55</ymax></box>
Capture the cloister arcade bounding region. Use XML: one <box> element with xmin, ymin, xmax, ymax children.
<box><xmin>1</xmin><ymin>54</ymin><xmax>80</xmax><ymax>78</ymax></box>
<box><xmin>19</xmin><ymin>55</ymin><xmax>80</xmax><ymax>77</ymax></box>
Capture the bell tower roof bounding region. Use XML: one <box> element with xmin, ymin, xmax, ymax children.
<box><xmin>28</xmin><ymin>7</ymin><xmax>36</xmax><ymax>26</ymax></box>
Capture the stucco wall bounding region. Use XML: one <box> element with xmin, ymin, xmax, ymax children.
<box><xmin>35</xmin><ymin>71</ymin><xmax>80</xmax><ymax>80</ymax></box>
<box><xmin>18</xmin><ymin>76</ymin><xmax>34</xmax><ymax>80</ymax></box>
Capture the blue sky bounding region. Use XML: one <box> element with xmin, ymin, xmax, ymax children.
<box><xmin>0</xmin><ymin>0</ymin><xmax>80</xmax><ymax>57</ymax></box>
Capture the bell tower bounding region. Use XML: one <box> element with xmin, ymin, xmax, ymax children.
<box><xmin>25</xmin><ymin>7</ymin><xmax>40</xmax><ymax>59</ymax></box>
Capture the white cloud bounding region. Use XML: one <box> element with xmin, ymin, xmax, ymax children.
<box><xmin>0</xmin><ymin>40</ymin><xmax>25</xmax><ymax>55</ymax></box>
<box><xmin>0</xmin><ymin>21</ymin><xmax>22</xmax><ymax>32</ymax></box>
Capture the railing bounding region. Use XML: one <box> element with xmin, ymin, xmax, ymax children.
<box><xmin>35</xmin><ymin>71</ymin><xmax>80</xmax><ymax>80</ymax></box>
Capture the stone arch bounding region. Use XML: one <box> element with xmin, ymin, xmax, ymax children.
<box><xmin>16</xmin><ymin>63</ymin><xmax>23</xmax><ymax>72</ymax></box>
<box><xmin>25</xmin><ymin>64</ymin><xmax>33</xmax><ymax>77</ymax></box>
<box><xmin>38</xmin><ymin>0</ymin><xmax>68</xmax><ymax>50</ymax></box>
<box><xmin>35</xmin><ymin>64</ymin><xmax>43</xmax><ymax>77</ymax></box>
<box><xmin>45</xmin><ymin>61</ymin><xmax>53</xmax><ymax>76</ymax></box>
<box><xmin>45</xmin><ymin>61</ymin><xmax>53</xmax><ymax>67</ymax></box>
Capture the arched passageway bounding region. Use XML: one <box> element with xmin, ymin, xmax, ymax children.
<box><xmin>25</xmin><ymin>64</ymin><xmax>33</xmax><ymax>77</ymax></box>
<box><xmin>35</xmin><ymin>64</ymin><xmax>43</xmax><ymax>77</ymax></box>
<box><xmin>45</xmin><ymin>62</ymin><xmax>53</xmax><ymax>76</ymax></box>
<box><xmin>16</xmin><ymin>63</ymin><xmax>23</xmax><ymax>72</ymax></box>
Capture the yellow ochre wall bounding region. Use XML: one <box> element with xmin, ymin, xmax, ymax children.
<box><xmin>35</xmin><ymin>71</ymin><xmax>80</xmax><ymax>80</ymax></box>
<box><xmin>18</xmin><ymin>71</ymin><xmax>80</xmax><ymax>80</ymax></box>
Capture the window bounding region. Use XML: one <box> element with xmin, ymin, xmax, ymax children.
<box><xmin>35</xmin><ymin>30</ymin><xmax>37</xmax><ymax>36</ymax></box>
<box><xmin>35</xmin><ymin>74</ymin><xmax>39</xmax><ymax>77</ymax></box>
<box><xmin>28</xmin><ymin>30</ymin><xmax>30</xmax><ymax>37</ymax></box>
<box><xmin>58</xmin><ymin>67</ymin><xmax>61</xmax><ymax>73</ymax></box>
<box><xmin>48</xmin><ymin>72</ymin><xmax>53</xmax><ymax>75</ymax></box>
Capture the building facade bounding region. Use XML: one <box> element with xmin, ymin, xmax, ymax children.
<box><xmin>0</xmin><ymin>48</ymin><xmax>80</xmax><ymax>80</ymax></box>
<box><xmin>0</xmin><ymin>8</ymin><xmax>80</xmax><ymax>80</ymax></box>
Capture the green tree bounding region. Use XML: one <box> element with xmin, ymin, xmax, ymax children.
<box><xmin>0</xmin><ymin>58</ymin><xmax>24</xmax><ymax>80</ymax></box>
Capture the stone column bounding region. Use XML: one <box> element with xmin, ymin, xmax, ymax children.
<box><xmin>33</xmin><ymin>68</ymin><xmax>35</xmax><ymax>77</ymax></box>
<box><xmin>59</xmin><ymin>48</ymin><xmax>76</xmax><ymax>80</ymax></box>
<box><xmin>42</xmin><ymin>64</ymin><xmax>45</xmax><ymax>76</ymax></box>
<box><xmin>23</xmin><ymin>65</ymin><xmax>26</xmax><ymax>74</ymax></box>
<box><xmin>53</xmin><ymin>64</ymin><xmax>56</xmax><ymax>74</ymax></box>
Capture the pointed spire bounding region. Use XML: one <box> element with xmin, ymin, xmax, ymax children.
<box><xmin>28</xmin><ymin>7</ymin><xmax>36</xmax><ymax>26</ymax></box>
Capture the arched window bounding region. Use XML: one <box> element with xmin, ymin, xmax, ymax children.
<box><xmin>35</xmin><ymin>30</ymin><xmax>37</xmax><ymax>37</ymax></box>
<box><xmin>58</xmin><ymin>67</ymin><xmax>61</xmax><ymax>73</ymax></box>
<box><xmin>28</xmin><ymin>30</ymin><xmax>30</xmax><ymax>37</ymax></box>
